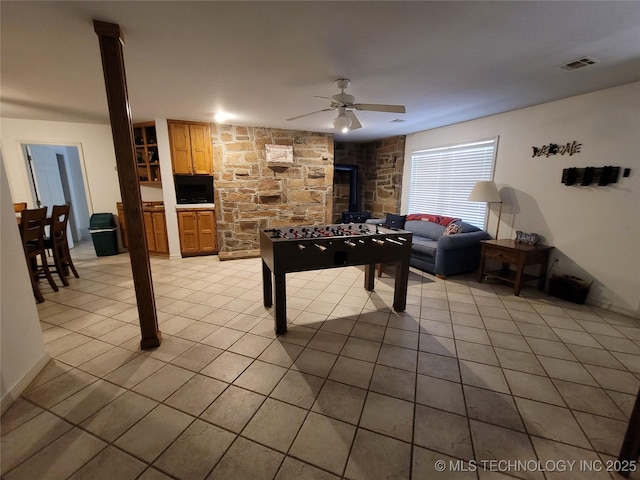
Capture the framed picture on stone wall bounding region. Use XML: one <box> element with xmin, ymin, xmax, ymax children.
<box><xmin>266</xmin><ymin>144</ymin><xmax>294</xmax><ymax>165</ymax></box>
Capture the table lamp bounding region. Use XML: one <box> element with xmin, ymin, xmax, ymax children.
<box><xmin>468</xmin><ymin>180</ymin><xmax>503</xmax><ymax>238</ymax></box>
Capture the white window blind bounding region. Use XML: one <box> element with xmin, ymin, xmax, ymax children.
<box><xmin>408</xmin><ymin>138</ymin><xmax>497</xmax><ymax>229</ymax></box>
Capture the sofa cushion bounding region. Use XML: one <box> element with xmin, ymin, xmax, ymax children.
<box><xmin>456</xmin><ymin>221</ymin><xmax>481</xmax><ymax>233</ymax></box>
<box><xmin>406</xmin><ymin>213</ymin><xmax>460</xmax><ymax>226</ymax></box>
<box><xmin>412</xmin><ymin>237</ymin><xmax>439</xmax><ymax>257</ymax></box>
<box><xmin>385</xmin><ymin>213</ymin><xmax>406</xmax><ymax>229</ymax></box>
<box><xmin>404</xmin><ymin>220</ymin><xmax>446</xmax><ymax>239</ymax></box>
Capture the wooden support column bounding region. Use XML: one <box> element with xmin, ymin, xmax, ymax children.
<box><xmin>94</xmin><ymin>20</ymin><xmax>161</xmax><ymax>349</ymax></box>
<box><xmin>618</xmin><ymin>388</ymin><xmax>640</xmax><ymax>477</ymax></box>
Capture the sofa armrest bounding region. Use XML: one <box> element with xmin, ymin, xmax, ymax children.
<box><xmin>434</xmin><ymin>230</ymin><xmax>492</xmax><ymax>276</ymax></box>
<box><xmin>437</xmin><ymin>230</ymin><xmax>491</xmax><ymax>250</ymax></box>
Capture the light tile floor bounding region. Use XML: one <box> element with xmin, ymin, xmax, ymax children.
<box><xmin>2</xmin><ymin>242</ymin><xmax>640</xmax><ymax>480</ymax></box>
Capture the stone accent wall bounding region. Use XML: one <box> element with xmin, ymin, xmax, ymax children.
<box><xmin>212</xmin><ymin>124</ymin><xmax>334</xmax><ymax>253</ymax></box>
<box><xmin>367</xmin><ymin>136</ymin><xmax>406</xmax><ymax>218</ymax></box>
<box><xmin>333</xmin><ymin>136</ymin><xmax>405</xmax><ymax>220</ymax></box>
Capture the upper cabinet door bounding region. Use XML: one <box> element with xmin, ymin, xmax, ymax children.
<box><xmin>189</xmin><ymin>123</ymin><xmax>213</xmax><ymax>175</ymax></box>
<box><xmin>169</xmin><ymin>121</ymin><xmax>193</xmax><ymax>174</ymax></box>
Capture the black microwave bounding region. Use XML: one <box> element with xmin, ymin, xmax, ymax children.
<box><xmin>174</xmin><ymin>176</ymin><xmax>214</xmax><ymax>204</ymax></box>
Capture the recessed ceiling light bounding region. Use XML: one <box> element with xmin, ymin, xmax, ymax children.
<box><xmin>214</xmin><ymin>112</ymin><xmax>235</xmax><ymax>123</ymax></box>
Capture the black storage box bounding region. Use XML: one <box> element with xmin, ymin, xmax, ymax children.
<box><xmin>548</xmin><ymin>275</ymin><xmax>591</xmax><ymax>304</ymax></box>
<box><xmin>341</xmin><ymin>211</ymin><xmax>372</xmax><ymax>223</ymax></box>
<box><xmin>89</xmin><ymin>213</ymin><xmax>118</xmax><ymax>256</ymax></box>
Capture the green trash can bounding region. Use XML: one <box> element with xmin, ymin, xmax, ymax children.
<box><xmin>89</xmin><ymin>213</ymin><xmax>118</xmax><ymax>256</ymax></box>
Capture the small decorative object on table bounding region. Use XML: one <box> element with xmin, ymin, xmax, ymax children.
<box><xmin>515</xmin><ymin>231</ymin><xmax>539</xmax><ymax>245</ymax></box>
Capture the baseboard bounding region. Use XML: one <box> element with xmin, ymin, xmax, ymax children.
<box><xmin>218</xmin><ymin>249</ymin><xmax>261</xmax><ymax>261</ymax></box>
<box><xmin>586</xmin><ymin>299</ymin><xmax>639</xmax><ymax>320</ymax></box>
<box><xmin>1</xmin><ymin>351</ymin><xmax>50</xmax><ymax>416</ymax></box>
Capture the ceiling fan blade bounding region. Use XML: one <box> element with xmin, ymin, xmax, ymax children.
<box><xmin>313</xmin><ymin>96</ymin><xmax>332</xmax><ymax>100</ymax></box>
<box><xmin>353</xmin><ymin>103</ymin><xmax>406</xmax><ymax>114</ymax></box>
<box><xmin>286</xmin><ymin>108</ymin><xmax>334</xmax><ymax>121</ymax></box>
<box><xmin>346</xmin><ymin>110</ymin><xmax>362</xmax><ymax>130</ymax></box>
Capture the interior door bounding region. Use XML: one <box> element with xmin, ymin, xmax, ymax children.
<box><xmin>26</xmin><ymin>145</ymin><xmax>74</xmax><ymax>247</ymax></box>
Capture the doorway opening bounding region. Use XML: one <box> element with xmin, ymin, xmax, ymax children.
<box><xmin>22</xmin><ymin>144</ymin><xmax>91</xmax><ymax>245</ymax></box>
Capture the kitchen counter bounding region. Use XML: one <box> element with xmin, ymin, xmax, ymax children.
<box><xmin>176</xmin><ymin>203</ymin><xmax>215</xmax><ymax>210</ymax></box>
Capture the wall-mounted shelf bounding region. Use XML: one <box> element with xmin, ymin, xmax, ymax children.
<box><xmin>561</xmin><ymin>166</ymin><xmax>627</xmax><ymax>186</ymax></box>
<box><xmin>134</xmin><ymin>122</ymin><xmax>161</xmax><ymax>184</ymax></box>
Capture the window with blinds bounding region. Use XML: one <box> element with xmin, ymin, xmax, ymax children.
<box><xmin>408</xmin><ymin>138</ymin><xmax>498</xmax><ymax>229</ymax></box>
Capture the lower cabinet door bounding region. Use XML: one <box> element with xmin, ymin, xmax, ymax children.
<box><xmin>197</xmin><ymin>211</ymin><xmax>217</xmax><ymax>253</ymax></box>
<box><xmin>143</xmin><ymin>211</ymin><xmax>157</xmax><ymax>252</ymax></box>
<box><xmin>178</xmin><ymin>209</ymin><xmax>217</xmax><ymax>256</ymax></box>
<box><xmin>152</xmin><ymin>212</ymin><xmax>169</xmax><ymax>254</ymax></box>
<box><xmin>178</xmin><ymin>211</ymin><xmax>199</xmax><ymax>255</ymax></box>
<box><xmin>116</xmin><ymin>202</ymin><xmax>128</xmax><ymax>249</ymax></box>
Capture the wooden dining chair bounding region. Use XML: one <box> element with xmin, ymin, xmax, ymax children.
<box><xmin>44</xmin><ymin>204</ymin><xmax>79</xmax><ymax>286</ymax></box>
<box><xmin>19</xmin><ymin>207</ymin><xmax>59</xmax><ymax>303</ymax></box>
<box><xmin>13</xmin><ymin>202</ymin><xmax>27</xmax><ymax>214</ymax></box>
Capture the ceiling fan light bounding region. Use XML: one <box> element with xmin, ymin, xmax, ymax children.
<box><xmin>333</xmin><ymin>112</ymin><xmax>351</xmax><ymax>132</ymax></box>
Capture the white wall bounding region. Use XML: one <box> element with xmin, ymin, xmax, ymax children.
<box><xmin>155</xmin><ymin>118</ymin><xmax>182</xmax><ymax>258</ymax></box>
<box><xmin>1</xmin><ymin>118</ymin><xmax>121</xmax><ymax>214</ymax></box>
<box><xmin>403</xmin><ymin>82</ymin><xmax>640</xmax><ymax>318</ymax></box>
<box><xmin>1</xmin><ymin>117</ymin><xmax>183</xmax><ymax>256</ymax></box>
<box><xmin>0</xmin><ymin>156</ymin><xmax>49</xmax><ymax>413</ymax></box>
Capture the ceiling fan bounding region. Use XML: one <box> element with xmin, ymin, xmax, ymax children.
<box><xmin>286</xmin><ymin>78</ymin><xmax>406</xmax><ymax>133</ymax></box>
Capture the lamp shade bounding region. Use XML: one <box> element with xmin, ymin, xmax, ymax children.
<box><xmin>468</xmin><ymin>181</ymin><xmax>501</xmax><ymax>203</ymax></box>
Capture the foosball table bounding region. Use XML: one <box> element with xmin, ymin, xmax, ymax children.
<box><xmin>260</xmin><ymin>223</ymin><xmax>413</xmax><ymax>334</ymax></box>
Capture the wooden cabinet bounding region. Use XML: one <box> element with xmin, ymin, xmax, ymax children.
<box><xmin>177</xmin><ymin>208</ymin><xmax>217</xmax><ymax>256</ymax></box>
<box><xmin>116</xmin><ymin>202</ymin><xmax>128</xmax><ymax>248</ymax></box>
<box><xmin>168</xmin><ymin>120</ymin><xmax>213</xmax><ymax>175</ymax></box>
<box><xmin>116</xmin><ymin>202</ymin><xmax>168</xmax><ymax>255</ymax></box>
<box><xmin>144</xmin><ymin>210</ymin><xmax>169</xmax><ymax>255</ymax></box>
<box><xmin>134</xmin><ymin>122</ymin><xmax>161</xmax><ymax>184</ymax></box>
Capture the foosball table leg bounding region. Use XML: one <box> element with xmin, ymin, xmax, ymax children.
<box><xmin>262</xmin><ymin>261</ymin><xmax>272</xmax><ymax>307</ymax></box>
<box><xmin>364</xmin><ymin>263</ymin><xmax>375</xmax><ymax>291</ymax></box>
<box><xmin>274</xmin><ymin>272</ymin><xmax>287</xmax><ymax>334</ymax></box>
<box><xmin>393</xmin><ymin>260</ymin><xmax>409</xmax><ymax>312</ymax></box>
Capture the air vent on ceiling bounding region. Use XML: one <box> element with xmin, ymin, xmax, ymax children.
<box><xmin>558</xmin><ymin>57</ymin><xmax>599</xmax><ymax>71</ymax></box>
<box><xmin>390</xmin><ymin>118</ymin><xmax>405</xmax><ymax>123</ymax></box>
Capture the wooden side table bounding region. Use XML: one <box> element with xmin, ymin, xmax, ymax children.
<box><xmin>478</xmin><ymin>239</ymin><xmax>553</xmax><ymax>296</ymax></box>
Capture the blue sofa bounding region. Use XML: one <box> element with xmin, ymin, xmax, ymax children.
<box><xmin>370</xmin><ymin>217</ymin><xmax>491</xmax><ymax>278</ymax></box>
